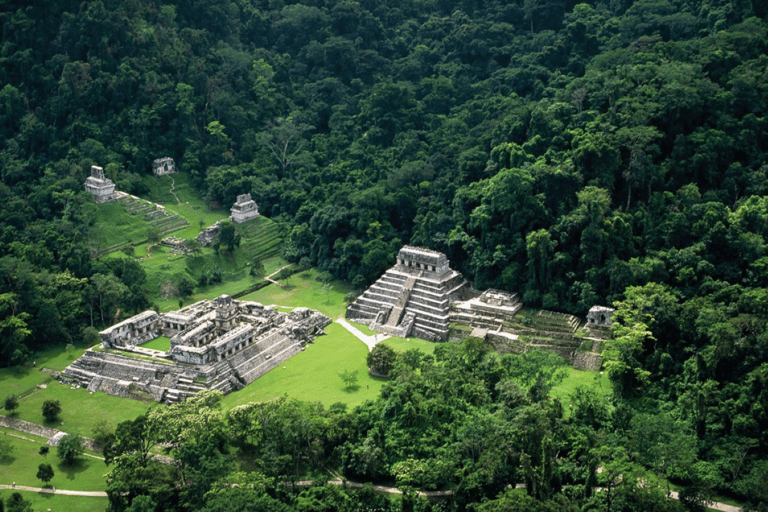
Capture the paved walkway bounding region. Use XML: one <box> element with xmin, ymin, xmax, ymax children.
<box><xmin>336</xmin><ymin>318</ymin><xmax>389</xmax><ymax>351</ymax></box>
<box><xmin>264</xmin><ymin>264</ymin><xmax>292</xmax><ymax>287</ymax></box>
<box><xmin>0</xmin><ymin>484</ymin><xmax>107</xmax><ymax>497</ymax></box>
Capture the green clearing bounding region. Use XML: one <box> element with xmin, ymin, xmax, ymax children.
<box><xmin>0</xmin><ymin>490</ymin><xmax>107</xmax><ymax>512</ymax></box>
<box><xmin>220</xmin><ymin>322</ymin><xmax>387</xmax><ymax>410</ymax></box>
<box><xmin>3</xmin><ymin>382</ymin><xmax>155</xmax><ymax>439</ymax></box>
<box><xmin>240</xmin><ymin>267</ymin><xmax>355</xmax><ymax>319</ymax></box>
<box><xmin>139</xmin><ymin>336</ymin><xmax>171</xmax><ymax>351</ymax></box>
<box><xmin>0</xmin><ymin>431</ymin><xmax>107</xmax><ymax>491</ymax></box>
<box><xmin>0</xmin><ymin>344</ymin><xmax>91</xmax><ymax>400</ymax></box>
<box><xmin>550</xmin><ymin>367</ymin><xmax>612</xmax><ymax>417</ymax></box>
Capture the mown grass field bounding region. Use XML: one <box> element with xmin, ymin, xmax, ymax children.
<box><xmin>0</xmin><ymin>429</ymin><xmax>107</xmax><ymax>492</ymax></box>
<box><xmin>550</xmin><ymin>367</ymin><xmax>612</xmax><ymax>417</ymax></box>
<box><xmin>0</xmin><ymin>490</ymin><xmax>107</xmax><ymax>512</ymax></box>
<box><xmin>220</xmin><ymin>322</ymin><xmax>388</xmax><ymax>410</ymax></box>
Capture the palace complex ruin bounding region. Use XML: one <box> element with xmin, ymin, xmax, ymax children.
<box><xmin>62</xmin><ymin>295</ymin><xmax>330</xmax><ymax>403</ymax></box>
<box><xmin>152</xmin><ymin>157</ymin><xmax>176</xmax><ymax>176</ymax></box>
<box><xmin>84</xmin><ymin>165</ymin><xmax>117</xmax><ymax>203</ymax></box>
<box><xmin>230</xmin><ymin>193</ymin><xmax>260</xmax><ymax>223</ymax></box>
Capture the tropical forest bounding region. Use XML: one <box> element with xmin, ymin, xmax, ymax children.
<box><xmin>1</xmin><ymin>0</ymin><xmax>767</xmax><ymax>510</ymax></box>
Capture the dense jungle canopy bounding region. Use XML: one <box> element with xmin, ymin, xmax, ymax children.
<box><xmin>1</xmin><ymin>0</ymin><xmax>768</xmax><ymax>509</ymax></box>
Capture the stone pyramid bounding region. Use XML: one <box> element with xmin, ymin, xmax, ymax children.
<box><xmin>346</xmin><ymin>246</ymin><xmax>471</xmax><ymax>341</ymax></box>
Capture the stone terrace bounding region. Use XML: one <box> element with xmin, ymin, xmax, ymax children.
<box><xmin>346</xmin><ymin>246</ymin><xmax>473</xmax><ymax>341</ymax></box>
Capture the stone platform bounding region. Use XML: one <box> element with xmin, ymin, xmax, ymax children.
<box><xmin>346</xmin><ymin>246</ymin><xmax>473</xmax><ymax>341</ymax></box>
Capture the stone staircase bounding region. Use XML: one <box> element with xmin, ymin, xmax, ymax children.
<box><xmin>348</xmin><ymin>267</ymin><xmax>469</xmax><ymax>341</ymax></box>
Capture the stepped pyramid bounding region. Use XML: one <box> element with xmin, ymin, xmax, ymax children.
<box><xmin>346</xmin><ymin>246</ymin><xmax>472</xmax><ymax>341</ymax></box>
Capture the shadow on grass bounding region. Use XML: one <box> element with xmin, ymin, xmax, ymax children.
<box><xmin>56</xmin><ymin>458</ymin><xmax>90</xmax><ymax>481</ymax></box>
<box><xmin>341</xmin><ymin>384</ymin><xmax>361</xmax><ymax>393</ymax></box>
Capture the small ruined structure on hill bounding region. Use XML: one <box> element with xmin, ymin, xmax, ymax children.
<box><xmin>197</xmin><ymin>221</ymin><xmax>222</xmax><ymax>246</ymax></box>
<box><xmin>152</xmin><ymin>157</ymin><xmax>176</xmax><ymax>176</ymax></box>
<box><xmin>230</xmin><ymin>193</ymin><xmax>260</xmax><ymax>223</ymax></box>
<box><xmin>587</xmin><ymin>306</ymin><xmax>615</xmax><ymax>327</ymax></box>
<box><xmin>84</xmin><ymin>165</ymin><xmax>117</xmax><ymax>204</ymax></box>
<box><xmin>346</xmin><ymin>246</ymin><xmax>473</xmax><ymax>341</ymax></box>
<box><xmin>62</xmin><ymin>295</ymin><xmax>330</xmax><ymax>403</ymax></box>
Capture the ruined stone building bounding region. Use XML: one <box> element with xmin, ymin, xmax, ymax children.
<box><xmin>587</xmin><ymin>306</ymin><xmax>615</xmax><ymax>327</ymax></box>
<box><xmin>346</xmin><ymin>246</ymin><xmax>472</xmax><ymax>340</ymax></box>
<box><xmin>63</xmin><ymin>295</ymin><xmax>330</xmax><ymax>403</ymax></box>
<box><xmin>230</xmin><ymin>193</ymin><xmax>260</xmax><ymax>223</ymax></box>
<box><xmin>152</xmin><ymin>157</ymin><xmax>176</xmax><ymax>176</ymax></box>
<box><xmin>84</xmin><ymin>165</ymin><xmax>117</xmax><ymax>204</ymax></box>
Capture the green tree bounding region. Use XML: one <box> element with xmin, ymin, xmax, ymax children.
<box><xmin>57</xmin><ymin>433</ymin><xmax>83</xmax><ymax>465</ymax></box>
<box><xmin>367</xmin><ymin>343</ymin><xmax>397</xmax><ymax>376</ymax></box>
<box><xmin>218</xmin><ymin>222</ymin><xmax>241</xmax><ymax>254</ymax></box>
<box><xmin>42</xmin><ymin>400</ymin><xmax>61</xmax><ymax>422</ymax></box>
<box><xmin>338</xmin><ymin>369</ymin><xmax>359</xmax><ymax>391</ymax></box>
<box><xmin>36</xmin><ymin>462</ymin><xmax>54</xmax><ymax>486</ymax></box>
<box><xmin>4</xmin><ymin>492</ymin><xmax>32</xmax><ymax>512</ymax></box>
<box><xmin>39</xmin><ymin>445</ymin><xmax>49</xmax><ymax>459</ymax></box>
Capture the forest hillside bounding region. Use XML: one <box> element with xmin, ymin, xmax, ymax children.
<box><xmin>1</xmin><ymin>0</ymin><xmax>768</xmax><ymax>509</ymax></box>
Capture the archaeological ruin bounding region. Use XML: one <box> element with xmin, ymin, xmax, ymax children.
<box><xmin>152</xmin><ymin>157</ymin><xmax>176</xmax><ymax>176</ymax></box>
<box><xmin>62</xmin><ymin>295</ymin><xmax>330</xmax><ymax>403</ymax></box>
<box><xmin>349</xmin><ymin>245</ymin><xmax>609</xmax><ymax>370</ymax></box>
<box><xmin>230</xmin><ymin>193</ymin><xmax>260</xmax><ymax>223</ymax></box>
<box><xmin>346</xmin><ymin>246</ymin><xmax>473</xmax><ymax>341</ymax></box>
<box><xmin>84</xmin><ymin>165</ymin><xmax>117</xmax><ymax>204</ymax></box>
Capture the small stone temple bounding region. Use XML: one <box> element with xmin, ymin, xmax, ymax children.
<box><xmin>587</xmin><ymin>306</ymin><xmax>615</xmax><ymax>327</ymax></box>
<box><xmin>230</xmin><ymin>193</ymin><xmax>260</xmax><ymax>223</ymax></box>
<box><xmin>346</xmin><ymin>246</ymin><xmax>472</xmax><ymax>341</ymax></box>
<box><xmin>62</xmin><ymin>295</ymin><xmax>330</xmax><ymax>403</ymax></box>
<box><xmin>152</xmin><ymin>157</ymin><xmax>176</xmax><ymax>176</ymax></box>
<box><xmin>84</xmin><ymin>165</ymin><xmax>117</xmax><ymax>203</ymax></box>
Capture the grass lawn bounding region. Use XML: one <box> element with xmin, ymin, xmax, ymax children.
<box><xmin>0</xmin><ymin>490</ymin><xmax>108</xmax><ymax>512</ymax></box>
<box><xmin>139</xmin><ymin>336</ymin><xmax>171</xmax><ymax>351</ymax></box>
<box><xmin>0</xmin><ymin>431</ymin><xmax>107</xmax><ymax>491</ymax></box>
<box><xmin>240</xmin><ymin>268</ymin><xmax>356</xmax><ymax>319</ymax></box>
<box><xmin>220</xmin><ymin>322</ymin><xmax>387</xmax><ymax>410</ymax></box>
<box><xmin>0</xmin><ymin>344</ymin><xmax>91</xmax><ymax>401</ymax></box>
<box><xmin>5</xmin><ymin>381</ymin><xmax>156</xmax><ymax>439</ymax></box>
<box><xmin>550</xmin><ymin>367</ymin><xmax>612</xmax><ymax>417</ymax></box>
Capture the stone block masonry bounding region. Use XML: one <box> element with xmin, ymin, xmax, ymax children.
<box><xmin>62</xmin><ymin>295</ymin><xmax>331</xmax><ymax>404</ymax></box>
<box><xmin>347</xmin><ymin>246</ymin><xmax>474</xmax><ymax>341</ymax></box>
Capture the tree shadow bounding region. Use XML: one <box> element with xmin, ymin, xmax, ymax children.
<box><xmin>341</xmin><ymin>384</ymin><xmax>361</xmax><ymax>393</ymax></box>
<box><xmin>56</xmin><ymin>457</ymin><xmax>89</xmax><ymax>481</ymax></box>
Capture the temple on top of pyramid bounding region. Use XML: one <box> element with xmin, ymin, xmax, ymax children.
<box><xmin>346</xmin><ymin>246</ymin><xmax>473</xmax><ymax>341</ymax></box>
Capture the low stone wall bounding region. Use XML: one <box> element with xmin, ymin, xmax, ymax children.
<box><xmin>0</xmin><ymin>415</ymin><xmax>101</xmax><ymax>452</ymax></box>
<box><xmin>0</xmin><ymin>415</ymin><xmax>60</xmax><ymax>439</ymax></box>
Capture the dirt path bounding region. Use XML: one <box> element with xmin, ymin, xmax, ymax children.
<box><xmin>0</xmin><ymin>484</ymin><xmax>107</xmax><ymax>497</ymax></box>
<box><xmin>170</xmin><ymin>176</ymin><xmax>181</xmax><ymax>205</ymax></box>
<box><xmin>336</xmin><ymin>318</ymin><xmax>389</xmax><ymax>351</ymax></box>
<box><xmin>264</xmin><ymin>264</ymin><xmax>292</xmax><ymax>287</ymax></box>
